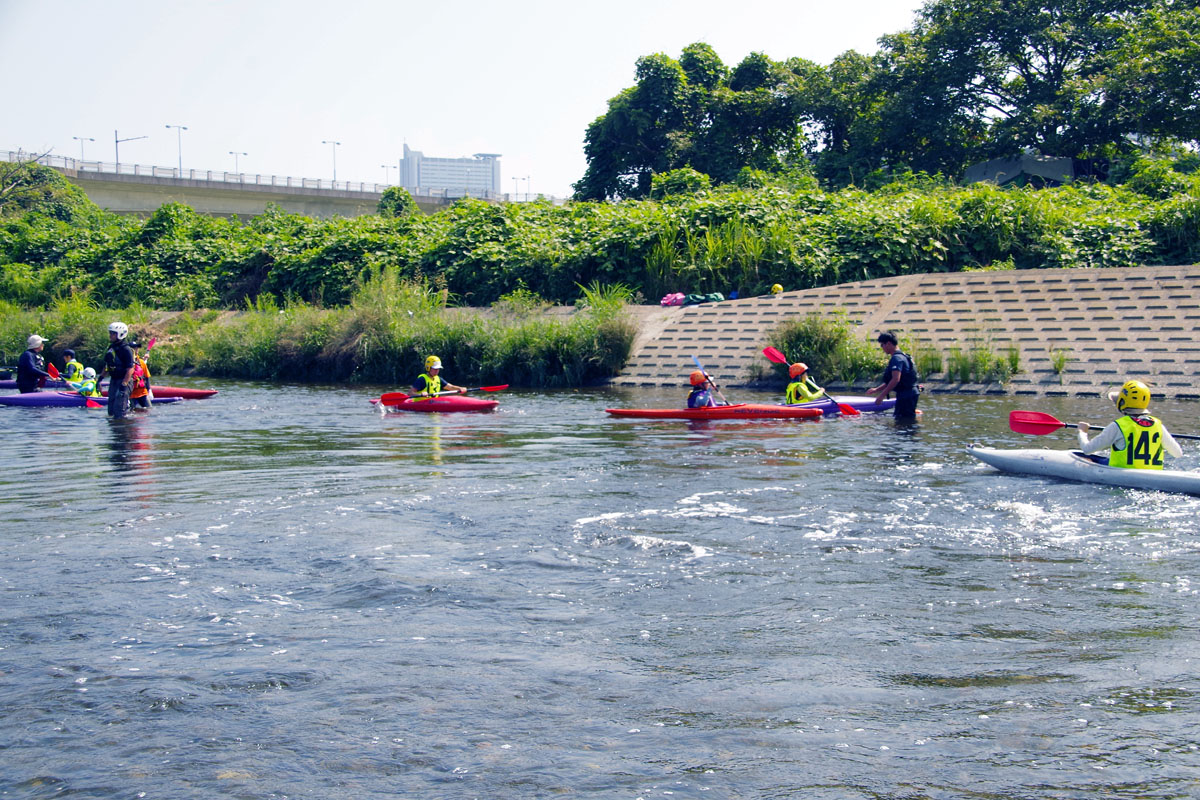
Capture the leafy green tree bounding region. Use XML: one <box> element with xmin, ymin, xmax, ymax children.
<box><xmin>377</xmin><ymin>186</ymin><xmax>420</xmax><ymax>218</ymax></box>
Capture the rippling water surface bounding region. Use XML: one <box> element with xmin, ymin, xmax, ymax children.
<box><xmin>2</xmin><ymin>382</ymin><xmax>1198</xmax><ymax>799</ymax></box>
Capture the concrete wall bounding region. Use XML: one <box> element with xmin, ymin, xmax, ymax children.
<box><xmin>64</xmin><ymin>171</ymin><xmax>450</xmax><ymax>219</ymax></box>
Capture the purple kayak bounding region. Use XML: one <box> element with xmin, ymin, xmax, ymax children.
<box><xmin>0</xmin><ymin>391</ymin><xmax>182</xmax><ymax>408</ymax></box>
<box><xmin>786</xmin><ymin>395</ymin><xmax>896</xmax><ymax>414</ymax></box>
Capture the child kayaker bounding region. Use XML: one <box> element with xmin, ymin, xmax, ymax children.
<box><xmin>687</xmin><ymin>370</ymin><xmax>717</xmax><ymax>408</ymax></box>
<box><xmin>784</xmin><ymin>362</ymin><xmax>825</xmax><ymax>404</ymax></box>
<box><xmin>1076</xmin><ymin>380</ymin><xmax>1182</xmax><ymax>469</ymax></box>
<box><xmin>61</xmin><ymin>349</ymin><xmax>85</xmax><ymax>383</ymax></box>
<box><xmin>413</xmin><ymin>355</ymin><xmax>466</xmax><ymax>397</ymax></box>
<box><xmin>68</xmin><ymin>367</ymin><xmax>102</xmax><ymax>398</ymax></box>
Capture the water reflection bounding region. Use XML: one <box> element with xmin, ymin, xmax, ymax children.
<box><xmin>105</xmin><ymin>417</ymin><xmax>157</xmax><ymax>503</ymax></box>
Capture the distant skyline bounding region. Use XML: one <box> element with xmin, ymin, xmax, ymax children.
<box><xmin>0</xmin><ymin>0</ymin><xmax>927</xmax><ymax>198</ymax></box>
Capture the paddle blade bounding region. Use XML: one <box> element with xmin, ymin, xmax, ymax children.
<box><xmin>837</xmin><ymin>403</ymin><xmax>861</xmax><ymax>416</ymax></box>
<box><xmin>379</xmin><ymin>391</ymin><xmax>411</xmax><ymax>406</ymax></box>
<box><xmin>147</xmin><ymin>337</ymin><xmax>157</xmax><ymax>350</ymax></box>
<box><xmin>86</xmin><ymin>397</ymin><xmax>103</xmax><ymax>409</ymax></box>
<box><xmin>762</xmin><ymin>346</ymin><xmax>788</xmax><ymax>365</ymax></box>
<box><xmin>1009</xmin><ymin>410</ymin><xmax>1067</xmax><ymax>435</ymax></box>
<box><xmin>476</xmin><ymin>384</ymin><xmax>509</xmax><ymax>392</ymax></box>
<box><xmin>47</xmin><ymin>362</ymin><xmax>61</xmax><ymax>379</ymax></box>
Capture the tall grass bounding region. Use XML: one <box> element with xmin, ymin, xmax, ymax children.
<box><xmin>769</xmin><ymin>312</ymin><xmax>887</xmax><ymax>385</ymax></box>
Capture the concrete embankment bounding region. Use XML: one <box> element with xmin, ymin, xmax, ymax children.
<box><xmin>614</xmin><ymin>264</ymin><xmax>1200</xmax><ymax>399</ymax></box>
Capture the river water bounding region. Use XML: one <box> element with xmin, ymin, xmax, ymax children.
<box><xmin>2</xmin><ymin>382</ymin><xmax>1198</xmax><ymax>799</ymax></box>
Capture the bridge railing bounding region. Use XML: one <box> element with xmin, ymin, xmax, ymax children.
<box><xmin>3</xmin><ymin>149</ymin><xmax>518</xmax><ymax>201</ymax></box>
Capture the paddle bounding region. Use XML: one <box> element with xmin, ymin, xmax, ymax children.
<box><xmin>1009</xmin><ymin>410</ymin><xmax>1200</xmax><ymax>441</ymax></box>
<box><xmin>691</xmin><ymin>355</ymin><xmax>731</xmax><ymax>406</ymax></box>
<box><xmin>48</xmin><ymin>363</ymin><xmax>103</xmax><ymax>408</ymax></box>
<box><xmin>761</xmin><ymin>346</ymin><xmax>860</xmax><ymax>416</ymax></box>
<box><xmin>379</xmin><ymin>384</ymin><xmax>509</xmax><ymax>406</ymax></box>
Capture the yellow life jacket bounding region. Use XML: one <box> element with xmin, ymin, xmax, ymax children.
<box><xmin>416</xmin><ymin>372</ymin><xmax>442</xmax><ymax>396</ymax></box>
<box><xmin>63</xmin><ymin>359</ymin><xmax>84</xmax><ymax>382</ymax></box>
<box><xmin>75</xmin><ymin>379</ymin><xmax>101</xmax><ymax>397</ymax></box>
<box><xmin>1111</xmin><ymin>414</ymin><xmax>1165</xmax><ymax>469</ymax></box>
<box><xmin>785</xmin><ymin>377</ymin><xmax>824</xmax><ymax>404</ymax></box>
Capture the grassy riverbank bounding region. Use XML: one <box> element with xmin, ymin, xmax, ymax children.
<box><xmin>0</xmin><ymin>277</ymin><xmax>637</xmax><ymax>387</ymax></box>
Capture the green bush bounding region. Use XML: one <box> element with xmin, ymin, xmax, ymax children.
<box><xmin>769</xmin><ymin>312</ymin><xmax>886</xmax><ymax>385</ymax></box>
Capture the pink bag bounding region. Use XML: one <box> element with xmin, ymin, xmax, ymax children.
<box><xmin>660</xmin><ymin>292</ymin><xmax>685</xmax><ymax>306</ymax></box>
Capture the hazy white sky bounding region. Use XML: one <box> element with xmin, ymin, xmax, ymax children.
<box><xmin>0</xmin><ymin>0</ymin><xmax>927</xmax><ymax>198</ymax></box>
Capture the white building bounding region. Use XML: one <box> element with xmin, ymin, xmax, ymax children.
<box><xmin>399</xmin><ymin>144</ymin><xmax>501</xmax><ymax>198</ymax></box>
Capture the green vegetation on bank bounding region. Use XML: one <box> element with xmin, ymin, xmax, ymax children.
<box><xmin>3</xmin><ymin>157</ymin><xmax>1200</xmax><ymax>315</ymax></box>
<box><xmin>0</xmin><ymin>278</ymin><xmax>636</xmax><ymax>387</ymax></box>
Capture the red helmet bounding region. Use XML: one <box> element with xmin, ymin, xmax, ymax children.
<box><xmin>689</xmin><ymin>370</ymin><xmax>708</xmax><ymax>386</ymax></box>
<box><xmin>788</xmin><ymin>362</ymin><xmax>808</xmax><ymax>378</ymax></box>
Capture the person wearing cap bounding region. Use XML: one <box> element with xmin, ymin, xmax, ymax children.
<box><xmin>16</xmin><ymin>334</ymin><xmax>52</xmax><ymax>393</ymax></box>
<box><xmin>784</xmin><ymin>363</ymin><xmax>825</xmax><ymax>404</ymax></box>
<box><xmin>686</xmin><ymin>370</ymin><xmax>717</xmax><ymax>408</ymax></box>
<box><xmin>67</xmin><ymin>367</ymin><xmax>102</xmax><ymax>398</ymax></box>
<box><xmin>127</xmin><ymin>340</ymin><xmax>153</xmax><ymax>411</ymax></box>
<box><xmin>412</xmin><ymin>355</ymin><xmax>465</xmax><ymax>398</ymax></box>
<box><xmin>1076</xmin><ymin>380</ymin><xmax>1182</xmax><ymax>469</ymax></box>
<box><xmin>101</xmin><ymin>321</ymin><xmax>135</xmax><ymax>417</ymax></box>
<box><xmin>61</xmin><ymin>349</ymin><xmax>85</xmax><ymax>383</ymax></box>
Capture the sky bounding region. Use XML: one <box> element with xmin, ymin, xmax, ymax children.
<box><xmin>0</xmin><ymin>0</ymin><xmax>928</xmax><ymax>199</ymax></box>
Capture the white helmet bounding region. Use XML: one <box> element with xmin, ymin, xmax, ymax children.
<box><xmin>108</xmin><ymin>321</ymin><xmax>128</xmax><ymax>340</ymax></box>
<box><xmin>83</xmin><ymin>367</ymin><xmax>97</xmax><ymax>380</ymax></box>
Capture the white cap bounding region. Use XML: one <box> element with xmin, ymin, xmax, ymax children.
<box><xmin>27</xmin><ymin>334</ymin><xmax>44</xmax><ymax>348</ymax></box>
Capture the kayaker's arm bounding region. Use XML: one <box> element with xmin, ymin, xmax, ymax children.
<box><xmin>1162</xmin><ymin>429</ymin><xmax>1183</xmax><ymax>458</ymax></box>
<box><xmin>1076</xmin><ymin>421</ymin><xmax>1124</xmax><ymax>454</ymax></box>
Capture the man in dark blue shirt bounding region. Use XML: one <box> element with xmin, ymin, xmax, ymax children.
<box><xmin>868</xmin><ymin>331</ymin><xmax>919</xmax><ymax>421</ymax></box>
<box><xmin>101</xmin><ymin>322</ymin><xmax>135</xmax><ymax>418</ymax></box>
<box><xmin>16</xmin><ymin>334</ymin><xmax>52</xmax><ymax>393</ymax></box>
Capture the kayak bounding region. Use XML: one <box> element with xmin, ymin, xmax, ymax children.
<box><xmin>967</xmin><ymin>445</ymin><xmax>1200</xmax><ymax>496</ymax></box>
<box><xmin>0</xmin><ymin>391</ymin><xmax>183</xmax><ymax>408</ymax></box>
<box><xmin>788</xmin><ymin>395</ymin><xmax>895</xmax><ymax>414</ymax></box>
<box><xmin>0</xmin><ymin>380</ymin><xmax>217</xmax><ymax>399</ymax></box>
<box><xmin>606</xmin><ymin>403</ymin><xmax>823</xmax><ymax>421</ymax></box>
<box><xmin>369</xmin><ymin>396</ymin><xmax>499</xmax><ymax>413</ymax></box>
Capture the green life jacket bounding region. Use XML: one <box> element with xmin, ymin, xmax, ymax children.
<box><xmin>63</xmin><ymin>359</ymin><xmax>84</xmax><ymax>382</ymax></box>
<box><xmin>785</xmin><ymin>377</ymin><xmax>824</xmax><ymax>404</ymax></box>
<box><xmin>417</xmin><ymin>372</ymin><xmax>442</xmax><ymax>396</ymax></box>
<box><xmin>1111</xmin><ymin>414</ymin><xmax>1165</xmax><ymax>469</ymax></box>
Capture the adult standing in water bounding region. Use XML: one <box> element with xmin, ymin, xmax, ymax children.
<box><xmin>868</xmin><ymin>331</ymin><xmax>920</xmax><ymax>421</ymax></box>
<box><xmin>16</xmin><ymin>334</ymin><xmax>52</xmax><ymax>393</ymax></box>
<box><xmin>101</xmin><ymin>322</ymin><xmax>135</xmax><ymax>418</ymax></box>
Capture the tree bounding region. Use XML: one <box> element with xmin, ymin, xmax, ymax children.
<box><xmin>377</xmin><ymin>186</ymin><xmax>420</xmax><ymax>218</ymax></box>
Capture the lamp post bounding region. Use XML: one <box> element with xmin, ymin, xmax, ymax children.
<box><xmin>72</xmin><ymin>136</ymin><xmax>94</xmax><ymax>161</ymax></box>
<box><xmin>165</xmin><ymin>124</ymin><xmax>188</xmax><ymax>175</ymax></box>
<box><xmin>381</xmin><ymin>164</ymin><xmax>397</xmax><ymax>185</ymax></box>
<box><xmin>512</xmin><ymin>176</ymin><xmax>518</xmax><ymax>200</ymax></box>
<box><xmin>322</xmin><ymin>139</ymin><xmax>341</xmax><ymax>182</ymax></box>
<box><xmin>228</xmin><ymin>151</ymin><xmax>247</xmax><ymax>173</ymax></box>
<box><xmin>525</xmin><ymin>175</ymin><xmax>531</xmax><ymax>201</ymax></box>
<box><xmin>114</xmin><ymin>130</ymin><xmax>148</xmax><ymax>169</ymax></box>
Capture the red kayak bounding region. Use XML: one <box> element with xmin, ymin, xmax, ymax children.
<box><xmin>606</xmin><ymin>403</ymin><xmax>822</xmax><ymax>421</ymax></box>
<box><xmin>101</xmin><ymin>385</ymin><xmax>218</xmax><ymax>400</ymax></box>
<box><xmin>370</xmin><ymin>396</ymin><xmax>498</xmax><ymax>413</ymax></box>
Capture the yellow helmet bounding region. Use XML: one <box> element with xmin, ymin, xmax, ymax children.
<box><xmin>770</xmin><ymin>283</ymin><xmax>783</xmax><ymax>294</ymax></box>
<box><xmin>425</xmin><ymin>355</ymin><xmax>442</xmax><ymax>371</ymax></box>
<box><xmin>1115</xmin><ymin>380</ymin><xmax>1151</xmax><ymax>412</ymax></box>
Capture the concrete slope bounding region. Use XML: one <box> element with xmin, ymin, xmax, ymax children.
<box><xmin>613</xmin><ymin>265</ymin><xmax>1200</xmax><ymax>398</ymax></box>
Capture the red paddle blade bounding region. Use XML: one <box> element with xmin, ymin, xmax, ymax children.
<box><xmin>478</xmin><ymin>384</ymin><xmax>509</xmax><ymax>392</ymax></box>
<box><xmin>379</xmin><ymin>391</ymin><xmax>411</xmax><ymax>405</ymax></box>
<box><xmin>147</xmin><ymin>337</ymin><xmax>157</xmax><ymax>350</ymax></box>
<box><xmin>837</xmin><ymin>403</ymin><xmax>861</xmax><ymax>416</ymax></box>
<box><xmin>48</xmin><ymin>362</ymin><xmax>61</xmax><ymax>379</ymax></box>
<box><xmin>86</xmin><ymin>397</ymin><xmax>103</xmax><ymax>409</ymax></box>
<box><xmin>762</xmin><ymin>346</ymin><xmax>787</xmax><ymax>364</ymax></box>
<box><xmin>1009</xmin><ymin>410</ymin><xmax>1067</xmax><ymax>435</ymax></box>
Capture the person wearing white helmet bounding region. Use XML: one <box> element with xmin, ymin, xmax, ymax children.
<box><xmin>1076</xmin><ymin>380</ymin><xmax>1182</xmax><ymax>469</ymax></box>
<box><xmin>412</xmin><ymin>355</ymin><xmax>465</xmax><ymax>398</ymax></box>
<box><xmin>67</xmin><ymin>366</ymin><xmax>102</xmax><ymax>398</ymax></box>
<box><xmin>16</xmin><ymin>334</ymin><xmax>52</xmax><ymax>393</ymax></box>
<box><xmin>100</xmin><ymin>321</ymin><xmax>135</xmax><ymax>417</ymax></box>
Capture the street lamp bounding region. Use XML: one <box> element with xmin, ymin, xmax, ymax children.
<box><xmin>525</xmin><ymin>175</ymin><xmax>531</xmax><ymax>201</ymax></box>
<box><xmin>512</xmin><ymin>176</ymin><xmax>518</xmax><ymax>200</ymax></box>
<box><xmin>322</xmin><ymin>139</ymin><xmax>341</xmax><ymax>182</ymax></box>
<box><xmin>72</xmin><ymin>136</ymin><xmax>94</xmax><ymax>161</ymax></box>
<box><xmin>165</xmin><ymin>124</ymin><xmax>188</xmax><ymax>175</ymax></box>
<box><xmin>228</xmin><ymin>151</ymin><xmax>247</xmax><ymax>173</ymax></box>
<box><xmin>114</xmin><ymin>130</ymin><xmax>148</xmax><ymax>169</ymax></box>
<box><xmin>381</xmin><ymin>164</ymin><xmax>397</xmax><ymax>184</ymax></box>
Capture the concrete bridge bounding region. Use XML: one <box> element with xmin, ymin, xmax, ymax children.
<box><xmin>615</xmin><ymin>264</ymin><xmax>1200</xmax><ymax>399</ymax></box>
<box><xmin>4</xmin><ymin>150</ymin><xmax>501</xmax><ymax>219</ymax></box>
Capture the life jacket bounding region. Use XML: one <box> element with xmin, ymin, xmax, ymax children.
<box><xmin>687</xmin><ymin>388</ymin><xmax>713</xmax><ymax>408</ymax></box>
<box><xmin>63</xmin><ymin>359</ymin><xmax>84</xmax><ymax>382</ymax></box>
<box><xmin>881</xmin><ymin>351</ymin><xmax>918</xmax><ymax>393</ymax></box>
<box><xmin>130</xmin><ymin>356</ymin><xmax>150</xmax><ymax>399</ymax></box>
<box><xmin>74</xmin><ymin>379</ymin><xmax>101</xmax><ymax>397</ymax></box>
<box><xmin>1111</xmin><ymin>414</ymin><xmax>1165</xmax><ymax>469</ymax></box>
<box><xmin>416</xmin><ymin>372</ymin><xmax>442</xmax><ymax>396</ymax></box>
<box><xmin>785</xmin><ymin>377</ymin><xmax>823</xmax><ymax>404</ymax></box>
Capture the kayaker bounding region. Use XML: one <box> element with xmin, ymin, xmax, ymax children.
<box><xmin>61</xmin><ymin>349</ymin><xmax>84</xmax><ymax>383</ymax></box>
<box><xmin>128</xmin><ymin>341</ymin><xmax>153</xmax><ymax>411</ymax></box>
<box><xmin>1076</xmin><ymin>380</ymin><xmax>1181</xmax><ymax>469</ymax></box>
<box><xmin>784</xmin><ymin>363</ymin><xmax>825</xmax><ymax>404</ymax></box>
<box><xmin>687</xmin><ymin>370</ymin><xmax>717</xmax><ymax>408</ymax></box>
<box><xmin>413</xmin><ymin>355</ymin><xmax>466</xmax><ymax>397</ymax></box>
<box><xmin>67</xmin><ymin>367</ymin><xmax>102</xmax><ymax>398</ymax></box>
<box><xmin>867</xmin><ymin>332</ymin><xmax>919</xmax><ymax>420</ymax></box>
<box><xmin>100</xmin><ymin>321</ymin><xmax>135</xmax><ymax>418</ymax></box>
<box><xmin>16</xmin><ymin>334</ymin><xmax>52</xmax><ymax>393</ymax></box>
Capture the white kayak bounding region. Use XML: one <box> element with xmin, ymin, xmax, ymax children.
<box><xmin>967</xmin><ymin>445</ymin><xmax>1200</xmax><ymax>496</ymax></box>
